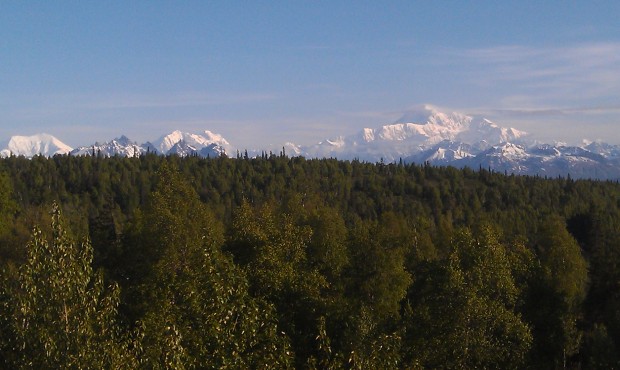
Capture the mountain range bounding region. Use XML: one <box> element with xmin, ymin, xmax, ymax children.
<box><xmin>2</xmin><ymin>105</ymin><xmax>620</xmax><ymax>180</ymax></box>
<box><xmin>1</xmin><ymin>130</ymin><xmax>233</xmax><ymax>159</ymax></box>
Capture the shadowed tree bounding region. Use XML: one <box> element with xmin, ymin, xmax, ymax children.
<box><xmin>228</xmin><ymin>200</ymin><xmax>327</xmax><ymax>367</ymax></box>
<box><xmin>527</xmin><ymin>216</ymin><xmax>588</xmax><ymax>368</ymax></box>
<box><xmin>0</xmin><ymin>203</ymin><xmax>138</xmax><ymax>369</ymax></box>
<box><xmin>138</xmin><ymin>163</ymin><xmax>293</xmax><ymax>369</ymax></box>
<box><xmin>406</xmin><ymin>226</ymin><xmax>532</xmax><ymax>369</ymax></box>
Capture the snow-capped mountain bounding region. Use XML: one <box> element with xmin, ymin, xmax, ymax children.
<box><xmin>298</xmin><ymin>104</ymin><xmax>531</xmax><ymax>162</ymax></box>
<box><xmin>165</xmin><ymin>141</ymin><xmax>225</xmax><ymax>158</ymax></box>
<box><xmin>0</xmin><ymin>130</ymin><xmax>234</xmax><ymax>159</ymax></box>
<box><xmin>393</xmin><ymin>105</ymin><xmax>530</xmax><ymax>145</ymax></box>
<box><xmin>285</xmin><ymin>105</ymin><xmax>620</xmax><ymax>179</ymax></box>
<box><xmin>71</xmin><ymin>136</ymin><xmax>146</xmax><ymax>157</ymax></box>
<box><xmin>0</xmin><ymin>134</ymin><xmax>72</xmax><ymax>158</ymax></box>
<box><xmin>406</xmin><ymin>140</ymin><xmax>475</xmax><ymax>164</ymax></box>
<box><xmin>2</xmin><ymin>105</ymin><xmax>620</xmax><ymax>180</ymax></box>
<box><xmin>450</xmin><ymin>143</ymin><xmax>620</xmax><ymax>180</ymax></box>
<box><xmin>70</xmin><ymin>130</ymin><xmax>234</xmax><ymax>158</ymax></box>
<box><xmin>583</xmin><ymin>141</ymin><xmax>620</xmax><ymax>160</ymax></box>
<box><xmin>150</xmin><ymin>130</ymin><xmax>233</xmax><ymax>157</ymax></box>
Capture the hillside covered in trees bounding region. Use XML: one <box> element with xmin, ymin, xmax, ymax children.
<box><xmin>0</xmin><ymin>153</ymin><xmax>619</xmax><ymax>369</ymax></box>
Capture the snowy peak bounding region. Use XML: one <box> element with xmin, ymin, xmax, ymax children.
<box><xmin>283</xmin><ymin>142</ymin><xmax>303</xmax><ymax>156</ymax></box>
<box><xmin>361</xmin><ymin>128</ymin><xmax>375</xmax><ymax>142</ymax></box>
<box><xmin>485</xmin><ymin>142</ymin><xmax>529</xmax><ymax>160</ymax></box>
<box><xmin>71</xmin><ymin>136</ymin><xmax>145</xmax><ymax>157</ymax></box>
<box><xmin>395</xmin><ymin>104</ymin><xmax>472</xmax><ymax>131</ymax></box>
<box><xmin>392</xmin><ymin>105</ymin><xmax>530</xmax><ymax>145</ymax></box>
<box><xmin>0</xmin><ymin>134</ymin><xmax>72</xmax><ymax>158</ymax></box>
<box><xmin>284</xmin><ymin>105</ymin><xmax>620</xmax><ymax>179</ymax></box>
<box><xmin>584</xmin><ymin>141</ymin><xmax>620</xmax><ymax>159</ymax></box>
<box><xmin>297</xmin><ymin>106</ymin><xmax>530</xmax><ymax>162</ymax></box>
<box><xmin>453</xmin><ymin>141</ymin><xmax>620</xmax><ymax>180</ymax></box>
<box><xmin>167</xmin><ymin>140</ymin><xmax>199</xmax><ymax>157</ymax></box>
<box><xmin>2</xmin><ymin>105</ymin><xmax>620</xmax><ymax>179</ymax></box>
<box><xmin>116</xmin><ymin>135</ymin><xmax>133</xmax><ymax>146</ymax></box>
<box><xmin>394</xmin><ymin>104</ymin><xmax>445</xmax><ymax>125</ymax></box>
<box><xmin>1</xmin><ymin>129</ymin><xmax>234</xmax><ymax>159</ymax></box>
<box><xmin>462</xmin><ymin>118</ymin><xmax>530</xmax><ymax>145</ymax></box>
<box><xmin>201</xmin><ymin>130</ymin><xmax>231</xmax><ymax>146</ymax></box>
<box><xmin>407</xmin><ymin>140</ymin><xmax>475</xmax><ymax>164</ymax></box>
<box><xmin>152</xmin><ymin>130</ymin><xmax>233</xmax><ymax>156</ymax></box>
<box><xmin>367</xmin><ymin>107</ymin><xmax>528</xmax><ymax>147</ymax></box>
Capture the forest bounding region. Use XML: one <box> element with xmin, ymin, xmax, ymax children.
<box><xmin>0</xmin><ymin>152</ymin><xmax>619</xmax><ymax>369</ymax></box>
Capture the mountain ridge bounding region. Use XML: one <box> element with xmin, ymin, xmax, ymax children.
<box><xmin>2</xmin><ymin>106</ymin><xmax>620</xmax><ymax>180</ymax></box>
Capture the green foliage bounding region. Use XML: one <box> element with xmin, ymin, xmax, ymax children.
<box><xmin>140</xmin><ymin>238</ymin><xmax>294</xmax><ymax>369</ymax></box>
<box><xmin>139</xmin><ymin>165</ymin><xmax>293</xmax><ymax>369</ymax></box>
<box><xmin>228</xmin><ymin>200</ymin><xmax>327</xmax><ymax>367</ymax></box>
<box><xmin>344</xmin><ymin>307</ymin><xmax>404</xmax><ymax>370</ymax></box>
<box><xmin>406</xmin><ymin>227</ymin><xmax>532</xmax><ymax>369</ymax></box>
<box><xmin>0</xmin><ymin>203</ymin><xmax>138</xmax><ymax>369</ymax></box>
<box><xmin>526</xmin><ymin>216</ymin><xmax>589</xmax><ymax>368</ymax></box>
<box><xmin>538</xmin><ymin>217</ymin><xmax>588</xmax><ymax>310</ymax></box>
<box><xmin>1</xmin><ymin>154</ymin><xmax>620</xmax><ymax>367</ymax></box>
<box><xmin>0</xmin><ymin>171</ymin><xmax>16</xmax><ymax>236</ymax></box>
<box><xmin>306</xmin><ymin>206</ymin><xmax>349</xmax><ymax>287</ymax></box>
<box><xmin>346</xmin><ymin>215</ymin><xmax>412</xmax><ymax>324</ymax></box>
<box><xmin>0</xmin><ymin>170</ymin><xmax>22</xmax><ymax>264</ymax></box>
<box><xmin>306</xmin><ymin>316</ymin><xmax>344</xmax><ymax>370</ymax></box>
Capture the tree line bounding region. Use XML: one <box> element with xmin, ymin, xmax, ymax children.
<box><xmin>0</xmin><ymin>153</ymin><xmax>619</xmax><ymax>368</ymax></box>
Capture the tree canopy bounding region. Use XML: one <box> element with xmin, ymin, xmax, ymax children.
<box><xmin>0</xmin><ymin>154</ymin><xmax>619</xmax><ymax>368</ymax></box>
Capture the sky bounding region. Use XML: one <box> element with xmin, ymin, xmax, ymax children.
<box><xmin>1</xmin><ymin>1</ymin><xmax>620</xmax><ymax>149</ymax></box>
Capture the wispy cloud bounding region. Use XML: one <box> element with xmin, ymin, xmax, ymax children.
<box><xmin>438</xmin><ymin>41</ymin><xmax>620</xmax><ymax>142</ymax></box>
<box><xmin>451</xmin><ymin>42</ymin><xmax>620</xmax><ymax>102</ymax></box>
<box><xmin>468</xmin><ymin>104</ymin><xmax>620</xmax><ymax>118</ymax></box>
<box><xmin>460</xmin><ymin>42</ymin><xmax>620</xmax><ymax>70</ymax></box>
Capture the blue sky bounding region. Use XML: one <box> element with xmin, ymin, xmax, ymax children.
<box><xmin>1</xmin><ymin>1</ymin><xmax>619</xmax><ymax>149</ymax></box>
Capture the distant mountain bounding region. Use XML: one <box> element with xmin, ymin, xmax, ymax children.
<box><xmin>150</xmin><ymin>130</ymin><xmax>233</xmax><ymax>157</ymax></box>
<box><xmin>2</xmin><ymin>106</ymin><xmax>620</xmax><ymax>180</ymax></box>
<box><xmin>70</xmin><ymin>130</ymin><xmax>234</xmax><ymax>158</ymax></box>
<box><xmin>406</xmin><ymin>140</ymin><xmax>475</xmax><ymax>164</ymax></box>
<box><xmin>71</xmin><ymin>136</ymin><xmax>146</xmax><ymax>157</ymax></box>
<box><xmin>288</xmin><ymin>105</ymin><xmax>620</xmax><ymax>180</ymax></box>
<box><xmin>447</xmin><ymin>142</ymin><xmax>620</xmax><ymax>180</ymax></box>
<box><xmin>0</xmin><ymin>130</ymin><xmax>234</xmax><ymax>159</ymax></box>
<box><xmin>296</xmin><ymin>104</ymin><xmax>531</xmax><ymax>162</ymax></box>
<box><xmin>0</xmin><ymin>134</ymin><xmax>72</xmax><ymax>158</ymax></box>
